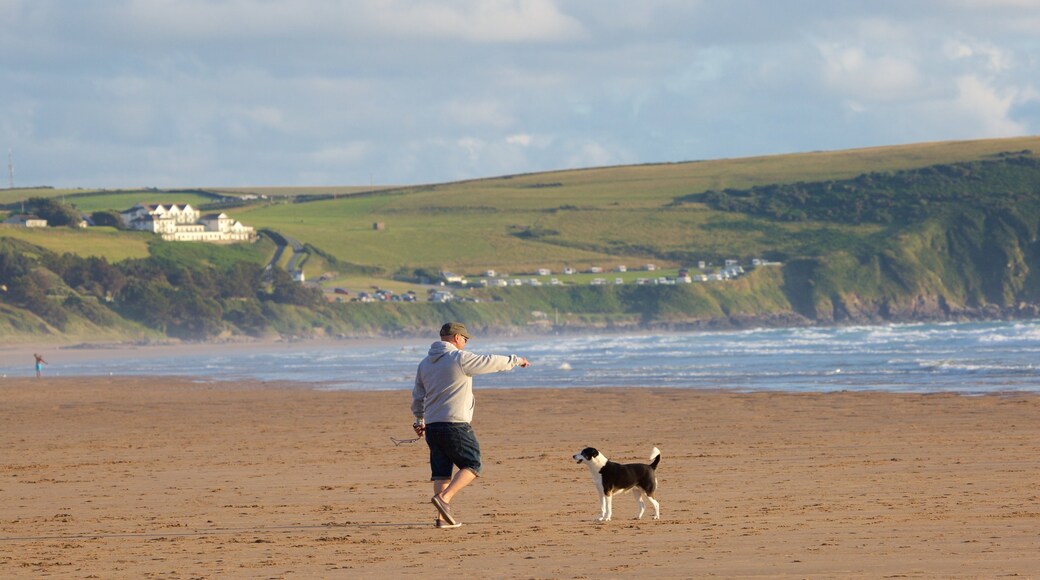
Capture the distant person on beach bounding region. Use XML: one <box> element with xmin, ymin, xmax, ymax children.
<box><xmin>34</xmin><ymin>353</ymin><xmax>47</xmax><ymax>378</ymax></box>
<box><xmin>412</xmin><ymin>322</ymin><xmax>530</xmax><ymax>529</ymax></box>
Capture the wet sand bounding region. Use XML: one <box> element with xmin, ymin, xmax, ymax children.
<box><xmin>1</xmin><ymin>377</ymin><xmax>1038</xmax><ymax>578</ymax></box>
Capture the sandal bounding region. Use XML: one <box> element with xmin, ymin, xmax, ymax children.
<box><xmin>431</xmin><ymin>495</ymin><xmax>457</xmax><ymax>525</ymax></box>
<box><xmin>435</xmin><ymin>519</ymin><xmax>462</xmax><ymax>529</ymax></box>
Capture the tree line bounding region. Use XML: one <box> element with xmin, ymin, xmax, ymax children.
<box><xmin>0</xmin><ymin>238</ymin><xmax>324</xmax><ymax>339</ymax></box>
<box><xmin>689</xmin><ymin>153</ymin><xmax>1040</xmax><ymax>225</ymax></box>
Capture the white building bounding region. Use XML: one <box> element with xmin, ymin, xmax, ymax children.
<box><xmin>120</xmin><ymin>203</ymin><xmax>256</xmax><ymax>243</ymax></box>
<box><xmin>429</xmin><ymin>291</ymin><xmax>454</xmax><ymax>303</ymax></box>
<box><xmin>3</xmin><ymin>214</ymin><xmax>47</xmax><ymax>228</ymax></box>
<box><xmin>440</xmin><ymin>271</ymin><xmax>464</xmax><ymax>284</ymax></box>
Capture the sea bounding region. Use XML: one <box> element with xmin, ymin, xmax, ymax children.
<box><xmin>6</xmin><ymin>320</ymin><xmax>1040</xmax><ymax>394</ymax></box>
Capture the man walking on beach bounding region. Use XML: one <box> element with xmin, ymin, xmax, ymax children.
<box><xmin>34</xmin><ymin>353</ymin><xmax>47</xmax><ymax>378</ymax></box>
<box><xmin>412</xmin><ymin>322</ymin><xmax>530</xmax><ymax>528</ymax></box>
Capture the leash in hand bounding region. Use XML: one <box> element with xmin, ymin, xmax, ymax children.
<box><xmin>390</xmin><ymin>436</ymin><xmax>420</xmax><ymax>446</ymax></box>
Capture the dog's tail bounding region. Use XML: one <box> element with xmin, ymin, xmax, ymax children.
<box><xmin>649</xmin><ymin>446</ymin><xmax>661</xmax><ymax>470</ymax></box>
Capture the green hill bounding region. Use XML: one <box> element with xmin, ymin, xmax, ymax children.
<box><xmin>228</xmin><ymin>136</ymin><xmax>1040</xmax><ymax>278</ymax></box>
<box><xmin>2</xmin><ymin>135</ymin><xmax>1040</xmax><ymax>342</ymax></box>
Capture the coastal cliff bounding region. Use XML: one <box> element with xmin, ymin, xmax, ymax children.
<box><xmin>4</xmin><ymin>150</ymin><xmax>1040</xmax><ymax>342</ymax></box>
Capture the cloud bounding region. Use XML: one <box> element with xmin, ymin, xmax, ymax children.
<box><xmin>946</xmin><ymin>0</ymin><xmax>1040</xmax><ymax>9</ymax></box>
<box><xmin>439</xmin><ymin>99</ymin><xmax>514</xmax><ymax>129</ymax></box>
<box><xmin>110</xmin><ymin>0</ymin><xmax>584</xmax><ymax>44</ymax></box>
<box><xmin>373</xmin><ymin>0</ymin><xmax>586</xmax><ymax>42</ymax></box>
<box><xmin>309</xmin><ymin>143</ymin><xmax>370</xmax><ymax>166</ymax></box>
<box><xmin>565</xmin><ymin>141</ymin><xmax>621</xmax><ymax>169</ymax></box>
<box><xmin>506</xmin><ymin>133</ymin><xmax>533</xmax><ymax>146</ymax></box>
<box><xmin>2</xmin><ymin>1</ymin><xmax>1040</xmax><ymax>187</ymax></box>
<box><xmin>221</xmin><ymin>106</ymin><xmax>289</xmax><ymax>142</ymax></box>
<box><xmin>818</xmin><ymin>43</ymin><xmax>923</xmax><ymax>102</ymax></box>
<box><xmin>948</xmin><ymin>75</ymin><xmax>1028</xmax><ymax>136</ymax></box>
<box><xmin>944</xmin><ymin>39</ymin><xmax>1013</xmax><ymax>72</ymax></box>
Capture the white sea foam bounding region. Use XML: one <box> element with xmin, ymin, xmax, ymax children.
<box><xmin>7</xmin><ymin>320</ymin><xmax>1040</xmax><ymax>394</ymax></box>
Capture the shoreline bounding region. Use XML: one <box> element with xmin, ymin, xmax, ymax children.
<box><xmin>3</xmin><ymin>311</ymin><xmax>1038</xmax><ymax>360</ymax></box>
<box><xmin>0</xmin><ymin>335</ymin><xmax>417</xmax><ymax>369</ymax></box>
<box><xmin>4</xmin><ymin>319</ymin><xmax>1040</xmax><ymax>395</ymax></box>
<box><xmin>2</xmin><ymin>377</ymin><xmax>1039</xmax><ymax>577</ymax></box>
<box><xmin>0</xmin><ymin>316</ymin><xmax>1019</xmax><ymax>360</ymax></box>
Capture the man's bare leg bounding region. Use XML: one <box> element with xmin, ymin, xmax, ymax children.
<box><xmin>435</xmin><ymin>468</ymin><xmax>476</xmax><ymax>504</ymax></box>
<box><xmin>432</xmin><ymin>468</ymin><xmax>477</xmax><ymax>523</ymax></box>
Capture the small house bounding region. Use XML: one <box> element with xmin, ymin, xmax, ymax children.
<box><xmin>440</xmin><ymin>272</ymin><xmax>463</xmax><ymax>284</ymax></box>
<box><xmin>429</xmin><ymin>291</ymin><xmax>454</xmax><ymax>303</ymax></box>
<box><xmin>4</xmin><ymin>214</ymin><xmax>47</xmax><ymax>228</ymax></box>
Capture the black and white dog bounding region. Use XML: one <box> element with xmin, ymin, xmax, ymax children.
<box><xmin>573</xmin><ymin>446</ymin><xmax>661</xmax><ymax>521</ymax></box>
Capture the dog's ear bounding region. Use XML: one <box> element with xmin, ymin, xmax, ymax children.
<box><xmin>581</xmin><ymin>447</ymin><xmax>599</xmax><ymax>459</ymax></box>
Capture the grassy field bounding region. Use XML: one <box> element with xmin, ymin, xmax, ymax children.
<box><xmin>0</xmin><ymin>188</ymin><xmax>88</xmax><ymax>206</ymax></box>
<box><xmin>0</xmin><ymin>185</ymin><xmax>398</xmax><ymax>208</ymax></box>
<box><xmin>239</xmin><ymin>135</ymin><xmax>1040</xmax><ymax>275</ymax></box>
<box><xmin>211</xmin><ymin>185</ymin><xmax>398</xmax><ymax>198</ymax></box>
<box><xmin>4</xmin><ymin>136</ymin><xmax>1039</xmax><ymax>282</ymax></box>
<box><xmin>239</xmin><ymin>193</ymin><xmax>889</xmax><ymax>277</ymax></box>
<box><xmin>237</xmin><ymin>195</ymin><xmax>622</xmax><ymax>275</ymax></box>
<box><xmin>148</xmin><ymin>235</ymin><xmax>278</xmax><ymax>269</ymax></box>
<box><xmin>65</xmin><ymin>191</ymin><xmax>225</xmax><ymax>213</ymax></box>
<box><xmin>0</xmin><ymin>226</ymin><xmax>153</xmax><ymax>260</ymax></box>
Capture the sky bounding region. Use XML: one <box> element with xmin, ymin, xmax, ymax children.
<box><xmin>2</xmin><ymin>0</ymin><xmax>1040</xmax><ymax>189</ymax></box>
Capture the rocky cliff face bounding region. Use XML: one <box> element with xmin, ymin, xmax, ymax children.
<box><xmin>782</xmin><ymin>206</ymin><xmax>1040</xmax><ymax>325</ymax></box>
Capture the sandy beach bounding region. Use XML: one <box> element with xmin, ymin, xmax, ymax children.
<box><xmin>1</xmin><ymin>377</ymin><xmax>1039</xmax><ymax>578</ymax></box>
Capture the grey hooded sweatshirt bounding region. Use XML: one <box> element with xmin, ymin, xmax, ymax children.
<box><xmin>412</xmin><ymin>341</ymin><xmax>525</xmax><ymax>424</ymax></box>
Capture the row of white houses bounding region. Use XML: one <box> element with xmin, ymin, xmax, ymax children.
<box><xmin>120</xmin><ymin>203</ymin><xmax>256</xmax><ymax>243</ymax></box>
<box><xmin>3</xmin><ymin>203</ymin><xmax>256</xmax><ymax>244</ymax></box>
